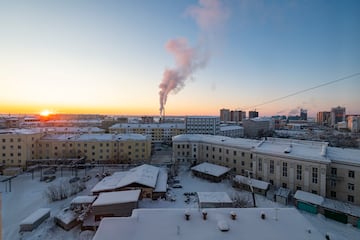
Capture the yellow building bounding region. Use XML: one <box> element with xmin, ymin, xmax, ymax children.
<box><xmin>0</xmin><ymin>129</ymin><xmax>43</xmax><ymax>168</ymax></box>
<box><xmin>37</xmin><ymin>133</ymin><xmax>151</xmax><ymax>164</ymax></box>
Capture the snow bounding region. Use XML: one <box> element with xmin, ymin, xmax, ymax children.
<box><xmin>197</xmin><ymin>192</ymin><xmax>232</xmax><ymax>204</ymax></box>
<box><xmin>92</xmin><ymin>190</ymin><xmax>141</xmax><ymax>206</ymax></box>
<box><xmin>92</xmin><ymin>208</ymin><xmax>324</xmax><ymax>240</ymax></box>
<box><xmin>154</xmin><ymin>168</ymin><xmax>168</xmax><ymax>193</ymax></box>
<box><xmin>55</xmin><ymin>208</ymin><xmax>78</xmax><ymax>225</ymax></box>
<box><xmin>70</xmin><ymin>196</ymin><xmax>97</xmax><ymax>205</ymax></box>
<box><xmin>327</xmin><ymin>147</ymin><xmax>360</xmax><ymax>165</ymax></box>
<box><xmin>90</xmin><ymin>172</ymin><xmax>127</xmax><ymax>193</ymax></box>
<box><xmin>20</xmin><ymin>208</ymin><xmax>50</xmax><ymax>225</ymax></box>
<box><xmin>117</xmin><ymin>164</ymin><xmax>159</xmax><ymax>188</ymax></box>
<box><xmin>322</xmin><ymin>198</ymin><xmax>360</xmax><ymax>218</ymax></box>
<box><xmin>234</xmin><ymin>175</ymin><xmax>270</xmax><ymax>190</ymax></box>
<box><xmin>294</xmin><ymin>190</ymin><xmax>324</xmax><ymax>205</ymax></box>
<box><xmin>2</xmin><ymin>165</ymin><xmax>360</xmax><ymax>240</ymax></box>
<box><xmin>191</xmin><ymin>162</ymin><xmax>231</xmax><ymax>177</ymax></box>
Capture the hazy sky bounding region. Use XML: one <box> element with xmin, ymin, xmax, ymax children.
<box><xmin>1</xmin><ymin>0</ymin><xmax>359</xmax><ymax>117</ymax></box>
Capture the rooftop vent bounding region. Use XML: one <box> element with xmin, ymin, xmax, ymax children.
<box><xmin>230</xmin><ymin>211</ymin><xmax>236</xmax><ymax>220</ymax></box>
<box><xmin>284</xmin><ymin>145</ymin><xmax>292</xmax><ymax>154</ymax></box>
<box><xmin>184</xmin><ymin>210</ymin><xmax>190</xmax><ymax>221</ymax></box>
<box><xmin>217</xmin><ymin>220</ymin><xmax>229</xmax><ymax>232</ymax></box>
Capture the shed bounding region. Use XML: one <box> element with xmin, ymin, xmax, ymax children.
<box><xmin>70</xmin><ymin>195</ymin><xmax>97</xmax><ymax>212</ymax></box>
<box><xmin>274</xmin><ymin>188</ymin><xmax>291</xmax><ymax>205</ymax></box>
<box><xmin>191</xmin><ymin>162</ymin><xmax>231</xmax><ymax>182</ymax></box>
<box><xmin>54</xmin><ymin>207</ymin><xmax>79</xmax><ymax>231</ymax></box>
<box><xmin>321</xmin><ymin>198</ymin><xmax>360</xmax><ymax>226</ymax></box>
<box><xmin>233</xmin><ymin>175</ymin><xmax>270</xmax><ymax>196</ymax></box>
<box><xmin>294</xmin><ymin>190</ymin><xmax>324</xmax><ymax>214</ymax></box>
<box><xmin>92</xmin><ymin>190</ymin><xmax>141</xmax><ymax>221</ymax></box>
<box><xmin>197</xmin><ymin>192</ymin><xmax>233</xmax><ymax>208</ymax></box>
<box><xmin>19</xmin><ymin>208</ymin><xmax>50</xmax><ymax>232</ymax></box>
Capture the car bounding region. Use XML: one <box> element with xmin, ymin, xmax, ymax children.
<box><xmin>172</xmin><ymin>184</ymin><xmax>183</xmax><ymax>188</ymax></box>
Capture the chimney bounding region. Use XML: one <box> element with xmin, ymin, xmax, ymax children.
<box><xmin>230</xmin><ymin>211</ymin><xmax>236</xmax><ymax>220</ymax></box>
<box><xmin>185</xmin><ymin>210</ymin><xmax>190</xmax><ymax>221</ymax></box>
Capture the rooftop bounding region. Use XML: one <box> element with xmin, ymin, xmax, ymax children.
<box><xmin>92</xmin><ymin>208</ymin><xmax>323</xmax><ymax>240</ymax></box>
<box><xmin>191</xmin><ymin>162</ymin><xmax>231</xmax><ymax>177</ymax></box>
<box><xmin>92</xmin><ymin>190</ymin><xmax>141</xmax><ymax>206</ymax></box>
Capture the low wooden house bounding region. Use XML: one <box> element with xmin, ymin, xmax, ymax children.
<box><xmin>233</xmin><ymin>175</ymin><xmax>270</xmax><ymax>196</ymax></box>
<box><xmin>191</xmin><ymin>162</ymin><xmax>231</xmax><ymax>182</ymax></box>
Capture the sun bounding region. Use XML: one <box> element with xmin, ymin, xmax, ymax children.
<box><xmin>40</xmin><ymin>109</ymin><xmax>52</xmax><ymax>117</ymax></box>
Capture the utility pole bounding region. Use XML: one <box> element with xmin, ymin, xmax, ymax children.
<box><xmin>245</xmin><ymin>170</ymin><xmax>256</xmax><ymax>207</ymax></box>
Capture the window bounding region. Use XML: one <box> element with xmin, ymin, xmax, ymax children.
<box><xmin>269</xmin><ymin>179</ymin><xmax>274</xmax><ymax>185</ymax></box>
<box><xmin>233</xmin><ymin>159</ymin><xmax>236</xmax><ymax>164</ymax></box>
<box><xmin>296</xmin><ymin>165</ymin><xmax>302</xmax><ymax>180</ymax></box>
<box><xmin>311</xmin><ymin>190</ymin><xmax>317</xmax><ymax>194</ymax></box>
<box><xmin>250</xmin><ymin>153</ymin><xmax>253</xmax><ymax>159</ymax></box>
<box><xmin>282</xmin><ymin>162</ymin><xmax>287</xmax><ymax>177</ymax></box>
<box><xmin>282</xmin><ymin>183</ymin><xmax>287</xmax><ymax>188</ymax></box>
<box><xmin>348</xmin><ymin>195</ymin><xmax>354</xmax><ymax>202</ymax></box>
<box><xmin>270</xmin><ymin>160</ymin><xmax>274</xmax><ymax>174</ymax></box>
<box><xmin>312</xmin><ymin>168</ymin><xmax>318</xmax><ymax>184</ymax></box>
<box><xmin>241</xmin><ymin>161</ymin><xmax>245</xmax><ymax>166</ymax></box>
<box><xmin>348</xmin><ymin>183</ymin><xmax>354</xmax><ymax>191</ymax></box>
<box><xmin>226</xmin><ymin>149</ymin><xmax>229</xmax><ymax>154</ymax></box>
<box><xmin>348</xmin><ymin>170</ymin><xmax>355</xmax><ymax>178</ymax></box>
<box><xmin>258</xmin><ymin>158</ymin><xmax>262</xmax><ymax>171</ymax></box>
<box><xmin>241</xmin><ymin>152</ymin><xmax>245</xmax><ymax>157</ymax></box>
<box><xmin>330</xmin><ymin>191</ymin><xmax>336</xmax><ymax>198</ymax></box>
<box><xmin>330</xmin><ymin>179</ymin><xmax>336</xmax><ymax>187</ymax></box>
<box><xmin>331</xmin><ymin>168</ymin><xmax>337</xmax><ymax>176</ymax></box>
<box><xmin>219</xmin><ymin>148</ymin><xmax>221</xmax><ymax>153</ymax></box>
<box><xmin>233</xmin><ymin>151</ymin><xmax>237</xmax><ymax>156</ymax></box>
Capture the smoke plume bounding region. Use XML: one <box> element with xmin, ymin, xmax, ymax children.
<box><xmin>159</xmin><ymin>0</ymin><xmax>228</xmax><ymax>116</ymax></box>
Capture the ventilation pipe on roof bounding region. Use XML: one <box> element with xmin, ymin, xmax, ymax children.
<box><xmin>202</xmin><ymin>210</ymin><xmax>207</xmax><ymax>220</ymax></box>
<box><xmin>230</xmin><ymin>211</ymin><xmax>237</xmax><ymax>220</ymax></box>
<box><xmin>185</xmin><ymin>210</ymin><xmax>190</xmax><ymax>221</ymax></box>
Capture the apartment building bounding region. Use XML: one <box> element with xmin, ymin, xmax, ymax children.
<box><xmin>185</xmin><ymin>116</ymin><xmax>220</xmax><ymax>135</ymax></box>
<box><xmin>0</xmin><ymin>129</ymin><xmax>43</xmax><ymax>167</ymax></box>
<box><xmin>37</xmin><ymin>133</ymin><xmax>151</xmax><ymax>164</ymax></box>
<box><xmin>317</xmin><ymin>111</ymin><xmax>331</xmax><ymax>126</ymax></box>
<box><xmin>347</xmin><ymin>115</ymin><xmax>360</xmax><ymax>133</ymax></box>
<box><xmin>109</xmin><ymin>123</ymin><xmax>185</xmax><ymax>143</ymax></box>
<box><xmin>172</xmin><ymin>134</ymin><xmax>360</xmax><ymax>205</ymax></box>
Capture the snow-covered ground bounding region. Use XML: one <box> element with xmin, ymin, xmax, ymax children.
<box><xmin>2</xmin><ymin>165</ymin><xmax>360</xmax><ymax>240</ymax></box>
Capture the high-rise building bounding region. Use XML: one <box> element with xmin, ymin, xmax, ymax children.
<box><xmin>220</xmin><ymin>109</ymin><xmax>230</xmax><ymax>123</ymax></box>
<box><xmin>248</xmin><ymin>110</ymin><xmax>259</xmax><ymax>119</ymax></box>
<box><xmin>300</xmin><ymin>109</ymin><xmax>307</xmax><ymax>121</ymax></box>
<box><xmin>317</xmin><ymin>111</ymin><xmax>331</xmax><ymax>126</ymax></box>
<box><xmin>330</xmin><ymin>106</ymin><xmax>346</xmax><ymax>127</ymax></box>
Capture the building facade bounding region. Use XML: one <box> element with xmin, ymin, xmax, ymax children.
<box><xmin>347</xmin><ymin>115</ymin><xmax>360</xmax><ymax>133</ymax></box>
<box><xmin>172</xmin><ymin>134</ymin><xmax>360</xmax><ymax>205</ymax></box>
<box><xmin>317</xmin><ymin>111</ymin><xmax>331</xmax><ymax>126</ymax></box>
<box><xmin>185</xmin><ymin>116</ymin><xmax>220</xmax><ymax>135</ymax></box>
<box><xmin>109</xmin><ymin>123</ymin><xmax>185</xmax><ymax>143</ymax></box>
<box><xmin>331</xmin><ymin>106</ymin><xmax>346</xmax><ymax>127</ymax></box>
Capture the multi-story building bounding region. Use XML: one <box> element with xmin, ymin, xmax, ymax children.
<box><xmin>0</xmin><ymin>129</ymin><xmax>43</xmax><ymax>167</ymax></box>
<box><xmin>248</xmin><ymin>111</ymin><xmax>259</xmax><ymax>119</ymax></box>
<box><xmin>173</xmin><ymin>134</ymin><xmax>360</xmax><ymax>205</ymax></box>
<box><xmin>185</xmin><ymin>116</ymin><xmax>220</xmax><ymax>135</ymax></box>
<box><xmin>220</xmin><ymin>109</ymin><xmax>230</xmax><ymax>123</ymax></box>
<box><xmin>347</xmin><ymin>115</ymin><xmax>360</xmax><ymax>133</ymax></box>
<box><xmin>317</xmin><ymin>111</ymin><xmax>331</xmax><ymax>126</ymax></box>
<box><xmin>37</xmin><ymin>133</ymin><xmax>151</xmax><ymax>164</ymax></box>
<box><xmin>330</xmin><ymin>106</ymin><xmax>346</xmax><ymax>127</ymax></box>
<box><xmin>242</xmin><ymin>118</ymin><xmax>272</xmax><ymax>138</ymax></box>
<box><xmin>109</xmin><ymin>123</ymin><xmax>185</xmax><ymax>143</ymax></box>
<box><xmin>219</xmin><ymin>125</ymin><xmax>244</xmax><ymax>138</ymax></box>
<box><xmin>300</xmin><ymin>109</ymin><xmax>307</xmax><ymax>121</ymax></box>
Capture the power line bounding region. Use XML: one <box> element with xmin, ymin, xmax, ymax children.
<box><xmin>242</xmin><ymin>72</ymin><xmax>360</xmax><ymax>111</ymax></box>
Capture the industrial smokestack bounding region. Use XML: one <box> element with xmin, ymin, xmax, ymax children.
<box><xmin>158</xmin><ymin>0</ymin><xmax>228</xmax><ymax>114</ymax></box>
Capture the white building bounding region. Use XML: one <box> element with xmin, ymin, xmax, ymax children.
<box><xmin>347</xmin><ymin>115</ymin><xmax>360</xmax><ymax>133</ymax></box>
<box><xmin>185</xmin><ymin>116</ymin><xmax>220</xmax><ymax>135</ymax></box>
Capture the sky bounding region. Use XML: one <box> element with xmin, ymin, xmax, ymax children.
<box><xmin>1</xmin><ymin>0</ymin><xmax>360</xmax><ymax>117</ymax></box>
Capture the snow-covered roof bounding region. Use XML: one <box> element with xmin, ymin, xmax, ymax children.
<box><xmin>254</xmin><ymin>138</ymin><xmax>330</xmax><ymax>164</ymax></box>
<box><xmin>117</xmin><ymin>164</ymin><xmax>159</xmax><ymax>189</ymax></box>
<box><xmin>294</xmin><ymin>190</ymin><xmax>324</xmax><ymax>205</ymax></box>
<box><xmin>275</xmin><ymin>188</ymin><xmax>291</xmax><ymax>198</ymax></box>
<box><xmin>92</xmin><ymin>208</ymin><xmax>323</xmax><ymax>240</ymax></box>
<box><xmin>91</xmin><ymin>172</ymin><xmax>128</xmax><ymax>193</ymax></box>
<box><xmin>109</xmin><ymin>123</ymin><xmax>185</xmax><ymax>129</ymax></box>
<box><xmin>20</xmin><ymin>208</ymin><xmax>50</xmax><ymax>225</ymax></box>
<box><xmin>219</xmin><ymin>125</ymin><xmax>243</xmax><ymax>131</ymax></box>
<box><xmin>321</xmin><ymin>198</ymin><xmax>360</xmax><ymax>218</ymax></box>
<box><xmin>154</xmin><ymin>168</ymin><xmax>168</xmax><ymax>193</ymax></box>
<box><xmin>173</xmin><ymin>134</ymin><xmax>259</xmax><ymax>149</ymax></box>
<box><xmin>191</xmin><ymin>162</ymin><xmax>231</xmax><ymax>177</ymax></box>
<box><xmin>91</xmin><ymin>165</ymin><xmax>162</xmax><ymax>194</ymax></box>
<box><xmin>70</xmin><ymin>196</ymin><xmax>97</xmax><ymax>205</ymax></box>
<box><xmin>234</xmin><ymin>175</ymin><xmax>270</xmax><ymax>190</ymax></box>
<box><xmin>55</xmin><ymin>208</ymin><xmax>78</xmax><ymax>225</ymax></box>
<box><xmin>326</xmin><ymin>147</ymin><xmax>360</xmax><ymax>166</ymax></box>
<box><xmin>41</xmin><ymin>133</ymin><xmax>148</xmax><ymax>142</ymax></box>
<box><xmin>92</xmin><ymin>190</ymin><xmax>141</xmax><ymax>207</ymax></box>
<box><xmin>0</xmin><ymin>128</ymin><xmax>42</xmax><ymax>135</ymax></box>
<box><xmin>197</xmin><ymin>192</ymin><xmax>233</xmax><ymax>204</ymax></box>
